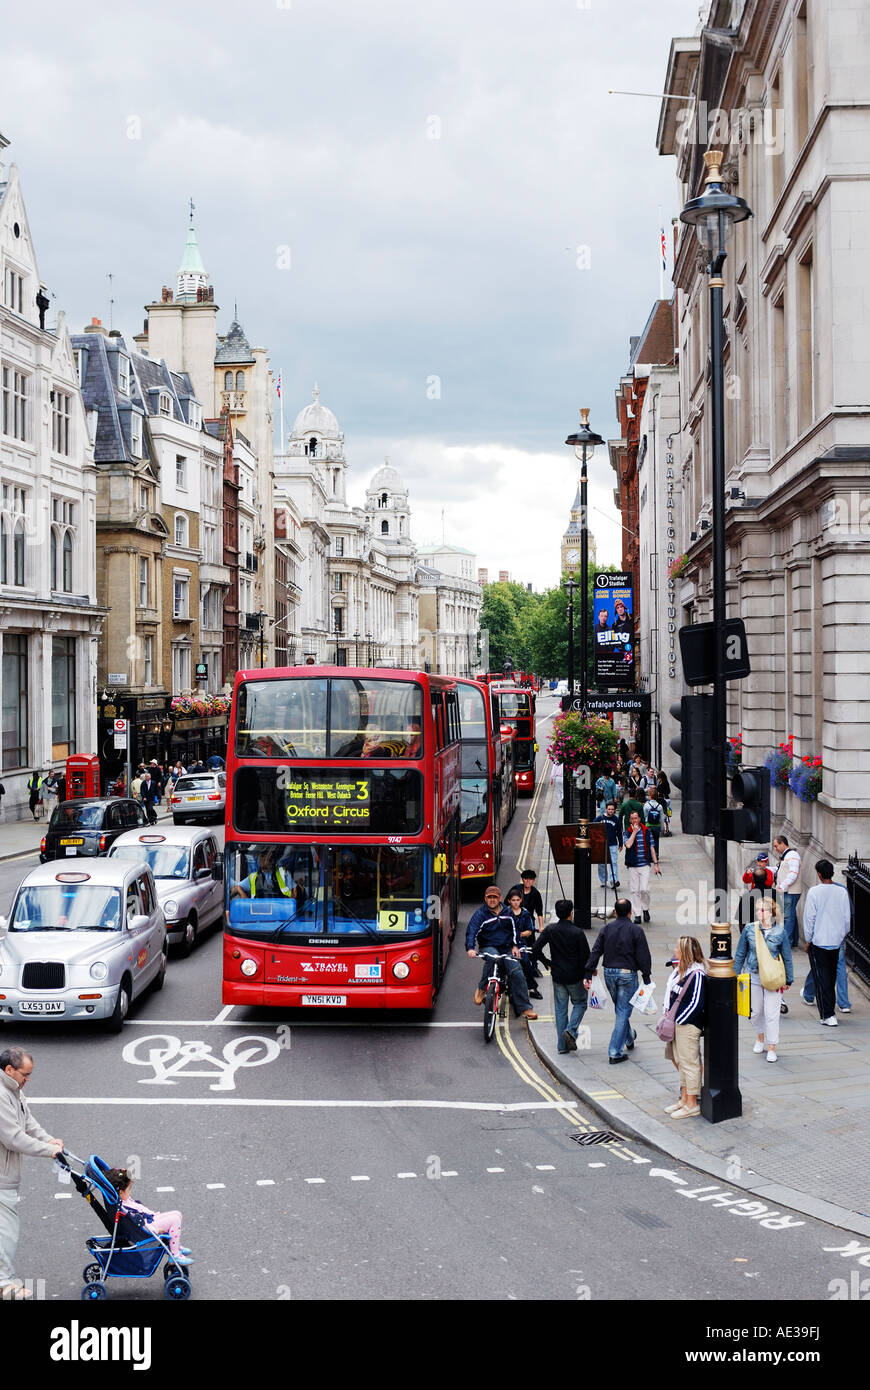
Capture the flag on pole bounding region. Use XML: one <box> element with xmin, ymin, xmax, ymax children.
<box><xmin>660</xmin><ymin>226</ymin><xmax>667</xmax><ymax>272</ymax></box>
<box><xmin>276</xmin><ymin>372</ymin><xmax>282</xmax><ymax>398</ymax></box>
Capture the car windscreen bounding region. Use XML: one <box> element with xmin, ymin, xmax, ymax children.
<box><xmin>176</xmin><ymin>777</ymin><xmax>219</xmax><ymax>792</ymax></box>
<box><xmin>10</xmin><ymin>885</ymin><xmax>122</xmax><ymax>931</ymax></box>
<box><xmin>109</xmin><ymin>844</ymin><xmax>190</xmax><ymax>878</ymax></box>
<box><xmin>49</xmin><ymin>804</ymin><xmax>104</xmax><ymax>830</ymax></box>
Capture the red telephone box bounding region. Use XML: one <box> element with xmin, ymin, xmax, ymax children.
<box><xmin>66</xmin><ymin>754</ymin><xmax>100</xmax><ymax>800</ymax></box>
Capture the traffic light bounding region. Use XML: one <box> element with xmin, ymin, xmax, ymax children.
<box><xmin>724</xmin><ymin>767</ymin><xmax>771</xmax><ymax>844</ymax></box>
<box><xmin>669</xmin><ymin>696</ymin><xmax>716</xmax><ymax>835</ymax></box>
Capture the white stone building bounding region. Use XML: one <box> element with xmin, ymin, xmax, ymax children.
<box><xmin>416</xmin><ymin>543</ymin><xmax>482</xmax><ymax>676</ymax></box>
<box><xmin>0</xmin><ymin>136</ymin><xmax>103</xmax><ymax>810</ymax></box>
<box><xmin>657</xmin><ymin>0</ymin><xmax>870</xmax><ymax>871</ymax></box>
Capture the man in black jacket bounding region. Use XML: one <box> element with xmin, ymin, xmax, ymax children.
<box><xmin>465</xmin><ymin>887</ymin><xmax>537</xmax><ymax>1020</ymax></box>
<box><xmin>532</xmin><ymin>900</ymin><xmax>590</xmax><ymax>1054</ymax></box>
<box><xmin>584</xmin><ymin>899</ymin><xmax>653</xmax><ymax>1064</ymax></box>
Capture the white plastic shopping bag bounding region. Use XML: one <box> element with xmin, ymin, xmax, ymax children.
<box><xmin>629</xmin><ymin>980</ymin><xmax>657</xmax><ymax>1015</ymax></box>
<box><xmin>588</xmin><ymin>978</ymin><xmax>610</xmax><ymax>1010</ymax></box>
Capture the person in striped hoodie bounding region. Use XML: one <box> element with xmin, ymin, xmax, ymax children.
<box><xmin>661</xmin><ymin>937</ymin><xmax>707</xmax><ymax>1119</ymax></box>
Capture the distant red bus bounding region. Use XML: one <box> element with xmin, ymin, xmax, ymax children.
<box><xmin>491</xmin><ymin>686</ymin><xmax>537</xmax><ymax>795</ymax></box>
<box><xmin>455</xmin><ymin>677</ymin><xmax>517</xmax><ymax>886</ymax></box>
<box><xmin>222</xmin><ymin>667</ymin><xmax>461</xmax><ymax>1011</ymax></box>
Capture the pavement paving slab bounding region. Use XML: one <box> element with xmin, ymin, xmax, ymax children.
<box><xmin>524</xmin><ymin>774</ymin><xmax>870</xmax><ymax>1238</ymax></box>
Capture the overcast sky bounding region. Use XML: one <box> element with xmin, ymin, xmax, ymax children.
<box><xmin>5</xmin><ymin>0</ymin><xmax>698</xmax><ymax>589</ymax></box>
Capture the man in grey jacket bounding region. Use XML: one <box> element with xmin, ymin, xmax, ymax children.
<box><xmin>0</xmin><ymin>1047</ymin><xmax>63</xmax><ymax>1299</ymax></box>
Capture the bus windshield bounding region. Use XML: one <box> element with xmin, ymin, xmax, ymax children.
<box><xmin>234</xmin><ymin>677</ymin><xmax>424</xmax><ymax>760</ymax></box>
<box><xmin>227</xmin><ymin>843</ymin><xmax>429</xmax><ymax>939</ymax></box>
<box><xmin>498</xmin><ymin>691</ymin><xmax>532</xmax><ymax>719</ymax></box>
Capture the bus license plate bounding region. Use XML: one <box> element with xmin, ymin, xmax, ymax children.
<box><xmin>301</xmin><ymin>995</ymin><xmax>347</xmax><ymax>1007</ymax></box>
<box><xmin>20</xmin><ymin>1001</ymin><xmax>65</xmax><ymax>1014</ymax></box>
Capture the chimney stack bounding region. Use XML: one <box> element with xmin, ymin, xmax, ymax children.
<box><xmin>84</xmin><ymin>317</ymin><xmax>108</xmax><ymax>337</ymax></box>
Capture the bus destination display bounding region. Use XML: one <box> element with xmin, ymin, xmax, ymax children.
<box><xmin>285</xmin><ymin>773</ymin><xmax>371</xmax><ymax>826</ymax></box>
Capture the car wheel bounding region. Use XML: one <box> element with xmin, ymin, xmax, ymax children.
<box><xmin>152</xmin><ymin>946</ymin><xmax>168</xmax><ymax>991</ymax></box>
<box><xmin>106</xmin><ymin>976</ymin><xmax>131</xmax><ymax>1033</ymax></box>
<box><xmin>172</xmin><ymin>816</ymin><xmax>185</xmax><ymax>826</ymax></box>
<box><xmin>177</xmin><ymin>915</ymin><xmax>197</xmax><ymax>958</ymax></box>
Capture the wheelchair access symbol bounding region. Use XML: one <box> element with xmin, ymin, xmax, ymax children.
<box><xmin>121</xmin><ymin>1033</ymin><xmax>281</xmax><ymax>1092</ymax></box>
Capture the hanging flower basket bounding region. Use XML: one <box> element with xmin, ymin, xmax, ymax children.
<box><xmin>170</xmin><ymin>694</ymin><xmax>229</xmax><ymax>718</ymax></box>
<box><xmin>764</xmin><ymin>737</ymin><xmax>793</xmax><ymax>788</ymax></box>
<box><xmin>547</xmin><ymin>712</ymin><xmax>619</xmax><ymax>777</ymax></box>
<box><xmin>789</xmin><ymin>755</ymin><xmax>822</xmax><ymax>802</ymax></box>
<box><xmin>668</xmin><ymin>553</ymin><xmax>689</xmax><ymax>581</ymax></box>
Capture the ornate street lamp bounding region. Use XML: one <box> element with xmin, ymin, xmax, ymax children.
<box><xmin>680</xmin><ymin>149</ymin><xmax>751</xmax><ymax>1123</ymax></box>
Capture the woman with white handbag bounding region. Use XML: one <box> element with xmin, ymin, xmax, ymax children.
<box><xmin>733</xmin><ymin>896</ymin><xmax>794</xmax><ymax>1064</ymax></box>
<box><xmin>659</xmin><ymin>937</ymin><xmax>707</xmax><ymax>1118</ymax></box>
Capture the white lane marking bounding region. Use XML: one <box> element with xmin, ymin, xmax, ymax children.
<box><xmin>206</xmin><ymin>1183</ymin><xmax>225</xmax><ymax>1190</ymax></box>
<box><xmin>588</xmin><ymin>1163</ymin><xmax>607</xmax><ymax>1169</ymax></box>
<box><xmin>212</xmin><ymin>1004</ymin><xmax>235</xmax><ymax>1024</ymax></box>
<box><xmin>155</xmin><ymin>1187</ymin><xmax>176</xmax><ymax>1193</ymax></box>
<box><xmin>28</xmin><ymin>1097</ymin><xmax>580</xmax><ymax>1112</ymax></box>
<box><xmin>125</xmin><ymin>1019</ymin><xmax>480</xmax><ymax>1029</ymax></box>
<box><xmin>441</xmin><ymin>1170</ymin><xmax>458</xmax><ymax>1177</ymax></box>
<box><xmin>350</xmin><ymin>1175</ymin><xmax>370</xmax><ymax>1182</ymax></box>
<box><xmin>305</xmin><ymin>1178</ymin><xmax>325</xmax><ymax>1185</ymax></box>
<box><xmin>536</xmin><ymin>1165</ymin><xmax>555</xmax><ymax>1171</ymax></box>
<box><xmin>397</xmin><ymin>1172</ymin><xmax>417</xmax><ymax>1179</ymax></box>
<box><xmin>256</xmin><ymin>1180</ymin><xmax>275</xmax><ymax>1186</ymax></box>
<box><xmin>54</xmin><ymin>1192</ymin><xmax>72</xmax><ymax>1199</ymax></box>
<box><xmin>487</xmin><ymin>1167</ymin><xmax>505</xmax><ymax>1173</ymax></box>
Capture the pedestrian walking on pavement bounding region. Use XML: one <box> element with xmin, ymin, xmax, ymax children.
<box><xmin>772</xmin><ymin>835</ymin><xmax>802</xmax><ymax>949</ymax></box>
<box><xmin>661</xmin><ymin>937</ymin><xmax>707</xmax><ymax>1118</ymax></box>
<box><xmin>643</xmin><ymin>792</ymin><xmax>665</xmax><ymax>860</ymax></box>
<box><xmin>549</xmin><ymin>758</ymin><xmax>563</xmax><ymax>808</ymax></box>
<box><xmin>0</xmin><ymin>781</ymin><xmax>6</xmax><ymax>818</ymax></box>
<box><xmin>594</xmin><ymin>801</ymin><xmax>621</xmax><ymax>890</ymax></box>
<box><xmin>733</xmin><ymin>895</ymin><xmax>793</xmax><ymax>1063</ymax></box>
<box><xmin>140</xmin><ymin>772</ymin><xmax>158</xmax><ymax>827</ymax></box>
<box><xmin>737</xmin><ymin>867</ymin><xmax>778</xmax><ymax>929</ymax></box>
<box><xmin>584</xmin><ymin>898</ymin><xmax>653</xmax><ymax>1064</ymax></box>
<box><xmin>656</xmin><ymin>769</ymin><xmax>673</xmax><ymax>834</ymax></box>
<box><xmin>533</xmin><ymin>899</ymin><xmax>590</xmax><ymax>1054</ymax></box>
<box><xmin>0</xmin><ymin>1047</ymin><xmax>64</xmax><ymax>1299</ymax></box>
<box><xmin>802</xmin><ymin>859</ymin><xmax>851</xmax><ymax>1027</ymax></box>
<box><xmin>622</xmin><ymin>810</ymin><xmax>661</xmax><ymax>923</ymax></box>
<box><xmin>26</xmin><ymin>771</ymin><xmax>43</xmax><ymax>822</ymax></box>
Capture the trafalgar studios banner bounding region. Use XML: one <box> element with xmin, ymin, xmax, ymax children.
<box><xmin>593</xmin><ymin>572</ymin><xmax>635</xmax><ymax>689</ymax></box>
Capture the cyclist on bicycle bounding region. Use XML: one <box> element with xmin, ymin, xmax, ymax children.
<box><xmin>465</xmin><ymin>886</ymin><xmax>538</xmax><ymax>1020</ymax></box>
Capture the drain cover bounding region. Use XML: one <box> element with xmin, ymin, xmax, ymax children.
<box><xmin>570</xmin><ymin>1129</ymin><xmax>620</xmax><ymax>1146</ymax></box>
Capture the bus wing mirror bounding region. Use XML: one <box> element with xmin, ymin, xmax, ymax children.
<box><xmin>434</xmin><ymin>854</ymin><xmax>447</xmax><ymax>874</ymax></box>
<box><xmin>211</xmin><ymin>862</ymin><xmax>224</xmax><ymax>881</ymax></box>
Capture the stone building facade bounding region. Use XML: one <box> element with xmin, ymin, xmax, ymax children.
<box><xmin>0</xmin><ymin>140</ymin><xmax>103</xmax><ymax>810</ymax></box>
<box><xmin>416</xmin><ymin>543</ymin><xmax>482</xmax><ymax>676</ymax></box>
<box><xmin>657</xmin><ymin>0</ymin><xmax>870</xmax><ymax>871</ymax></box>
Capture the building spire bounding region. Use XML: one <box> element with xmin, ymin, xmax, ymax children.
<box><xmin>177</xmin><ymin>203</ymin><xmax>208</xmax><ymax>302</ymax></box>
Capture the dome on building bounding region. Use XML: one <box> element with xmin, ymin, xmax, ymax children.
<box><xmin>368</xmin><ymin>463</ymin><xmax>405</xmax><ymax>494</ymax></box>
<box><xmin>291</xmin><ymin>384</ymin><xmax>341</xmax><ymax>440</ymax></box>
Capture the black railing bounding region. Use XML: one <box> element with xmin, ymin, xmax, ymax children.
<box><xmin>845</xmin><ymin>854</ymin><xmax>870</xmax><ymax>987</ymax></box>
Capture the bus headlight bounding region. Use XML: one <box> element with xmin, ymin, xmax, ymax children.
<box><xmin>240</xmin><ymin>958</ymin><xmax>259</xmax><ymax>977</ymax></box>
<box><xmin>392</xmin><ymin>961</ymin><xmax>410</xmax><ymax>979</ymax></box>
<box><xmin>90</xmin><ymin>961</ymin><xmax>108</xmax><ymax>982</ymax></box>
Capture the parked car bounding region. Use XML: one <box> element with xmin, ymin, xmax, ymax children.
<box><xmin>169</xmin><ymin>772</ymin><xmax>226</xmax><ymax>825</ymax></box>
<box><xmin>39</xmin><ymin>798</ymin><xmax>148</xmax><ymax>863</ymax></box>
<box><xmin>0</xmin><ymin>859</ymin><xmax>167</xmax><ymax>1031</ymax></box>
<box><xmin>109</xmin><ymin>825</ymin><xmax>224</xmax><ymax>955</ymax></box>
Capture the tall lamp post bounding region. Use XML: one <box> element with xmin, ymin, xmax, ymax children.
<box><xmin>564</xmin><ymin>408</ymin><xmax>604</xmax><ymax>928</ymax></box>
<box><xmin>561</xmin><ymin>563</ymin><xmax>578</xmax><ymax>828</ymax></box>
<box><xmin>680</xmin><ymin>149</ymin><xmax>751</xmax><ymax>1123</ymax></box>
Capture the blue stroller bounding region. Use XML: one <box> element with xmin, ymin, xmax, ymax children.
<box><xmin>56</xmin><ymin>1151</ymin><xmax>193</xmax><ymax>1301</ymax></box>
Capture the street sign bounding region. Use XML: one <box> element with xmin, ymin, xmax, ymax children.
<box><xmin>679</xmin><ymin>620</ymin><xmax>751</xmax><ymax>685</ymax></box>
<box><xmin>113</xmin><ymin>719</ymin><xmax>128</xmax><ymax>734</ymax></box>
<box><xmin>195</xmin><ymin>662</ymin><xmax>208</xmax><ymax>680</ymax></box>
<box><xmin>561</xmin><ymin>694</ymin><xmax>651</xmax><ymax>714</ymax></box>
<box><xmin>546</xmin><ymin>823</ymin><xmax>606</xmax><ymax>865</ymax></box>
<box><xmin>108</xmin><ymin>673</ymin><xmax>128</xmax><ymax>684</ymax></box>
<box><xmin>113</xmin><ymin>733</ymin><xmax>127</xmax><ymax>750</ymax></box>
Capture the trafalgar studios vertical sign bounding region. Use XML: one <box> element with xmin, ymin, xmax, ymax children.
<box><xmin>666</xmin><ymin>444</ymin><xmax>677</xmax><ymax>681</ymax></box>
<box><xmin>593</xmin><ymin>573</ymin><xmax>635</xmax><ymax>688</ymax></box>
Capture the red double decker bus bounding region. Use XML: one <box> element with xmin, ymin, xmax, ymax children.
<box><xmin>455</xmin><ymin>677</ymin><xmax>517</xmax><ymax>887</ymax></box>
<box><xmin>222</xmin><ymin>666</ymin><xmax>461</xmax><ymax>1011</ymax></box>
<box><xmin>491</xmin><ymin>685</ymin><xmax>537</xmax><ymax>795</ymax></box>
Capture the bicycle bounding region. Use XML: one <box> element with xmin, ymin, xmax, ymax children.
<box><xmin>476</xmin><ymin>949</ymin><xmax>533</xmax><ymax>1043</ymax></box>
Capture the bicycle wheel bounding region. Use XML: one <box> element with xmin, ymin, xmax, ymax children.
<box><xmin>483</xmin><ymin>980</ymin><xmax>499</xmax><ymax>1043</ymax></box>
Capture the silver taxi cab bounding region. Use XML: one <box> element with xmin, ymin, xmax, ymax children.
<box><xmin>108</xmin><ymin>825</ymin><xmax>223</xmax><ymax>955</ymax></box>
<box><xmin>0</xmin><ymin>859</ymin><xmax>167</xmax><ymax>1032</ymax></box>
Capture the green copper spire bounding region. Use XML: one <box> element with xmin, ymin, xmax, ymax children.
<box><xmin>178</xmin><ymin>200</ymin><xmax>207</xmax><ymax>277</ymax></box>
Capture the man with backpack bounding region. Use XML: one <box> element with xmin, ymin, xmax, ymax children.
<box><xmin>643</xmin><ymin>791</ymin><xmax>665</xmax><ymax>860</ymax></box>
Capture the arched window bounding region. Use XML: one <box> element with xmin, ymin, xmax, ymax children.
<box><xmin>13</xmin><ymin>520</ymin><xmax>25</xmax><ymax>586</ymax></box>
<box><xmin>381</xmin><ymin>520</ymin><xmax>389</xmax><ymax>535</ymax></box>
<box><xmin>381</xmin><ymin>492</ymin><xmax>388</xmax><ymax>507</ymax></box>
<box><xmin>224</xmin><ymin>371</ymin><xmax>233</xmax><ymax>390</ymax></box>
<box><xmin>174</xmin><ymin>513</ymin><xmax>188</xmax><ymax>547</ymax></box>
<box><xmin>51</xmin><ymin>529</ymin><xmax>59</xmax><ymax>590</ymax></box>
<box><xmin>308</xmin><ymin>436</ymin><xmax>318</xmax><ymax>457</ymax></box>
<box><xmin>0</xmin><ymin>516</ymin><xmax>6</xmax><ymax>585</ymax></box>
<box><xmin>62</xmin><ymin>531</ymin><xmax>73</xmax><ymax>592</ymax></box>
<box><xmin>235</xmin><ymin>371</ymin><xmax>245</xmax><ymax>391</ymax></box>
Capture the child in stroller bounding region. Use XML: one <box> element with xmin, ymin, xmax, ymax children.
<box><xmin>56</xmin><ymin>1151</ymin><xmax>194</xmax><ymax>1301</ymax></box>
<box><xmin>106</xmin><ymin>1166</ymin><xmax>191</xmax><ymax>1266</ymax></box>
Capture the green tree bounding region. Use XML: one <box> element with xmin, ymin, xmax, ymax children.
<box><xmin>480</xmin><ymin>585</ymin><xmax>520</xmax><ymax>673</ymax></box>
